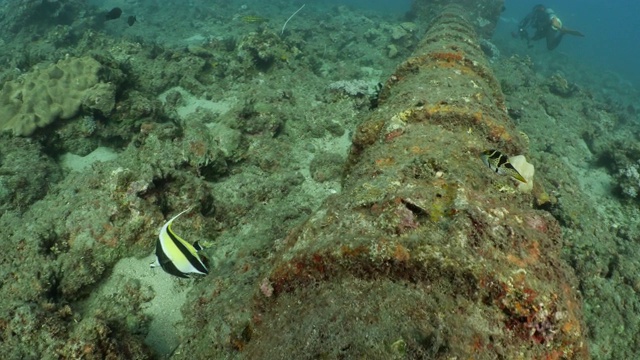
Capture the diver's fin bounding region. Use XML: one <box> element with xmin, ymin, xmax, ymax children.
<box><xmin>560</xmin><ymin>28</ymin><xmax>584</xmax><ymax>37</ymax></box>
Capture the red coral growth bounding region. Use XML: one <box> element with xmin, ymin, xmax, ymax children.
<box><xmin>394</xmin><ymin>203</ymin><xmax>420</xmax><ymax>234</ymax></box>
<box><xmin>430</xmin><ymin>51</ymin><xmax>464</xmax><ymax>62</ymax></box>
<box><xmin>525</xmin><ymin>214</ymin><xmax>549</xmax><ymax>233</ymax></box>
<box><xmin>494</xmin><ymin>280</ymin><xmax>560</xmax><ymax>345</ymax></box>
<box><xmin>384</xmin><ymin>128</ymin><xmax>404</xmax><ymax>142</ymax></box>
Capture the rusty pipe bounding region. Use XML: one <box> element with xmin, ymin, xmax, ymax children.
<box><xmin>244</xmin><ymin>2</ymin><xmax>589</xmax><ymax>359</ymax></box>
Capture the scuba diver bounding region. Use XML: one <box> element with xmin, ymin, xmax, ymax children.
<box><xmin>514</xmin><ymin>4</ymin><xmax>584</xmax><ymax>50</ymax></box>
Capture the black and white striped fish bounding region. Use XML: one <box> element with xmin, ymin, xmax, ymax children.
<box><xmin>151</xmin><ymin>208</ymin><xmax>209</xmax><ymax>278</ymax></box>
<box><xmin>480</xmin><ymin>149</ymin><xmax>527</xmax><ymax>183</ymax></box>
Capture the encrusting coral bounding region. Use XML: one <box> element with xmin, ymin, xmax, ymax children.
<box><xmin>0</xmin><ymin>56</ymin><xmax>115</xmax><ymax>136</ymax></box>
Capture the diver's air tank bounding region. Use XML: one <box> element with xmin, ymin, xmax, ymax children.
<box><xmin>245</xmin><ymin>1</ymin><xmax>589</xmax><ymax>358</ymax></box>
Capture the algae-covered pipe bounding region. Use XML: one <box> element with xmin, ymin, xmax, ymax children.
<box><xmin>245</xmin><ymin>1</ymin><xmax>590</xmax><ymax>358</ymax></box>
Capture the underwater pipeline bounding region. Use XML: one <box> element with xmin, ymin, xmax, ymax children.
<box><xmin>243</xmin><ymin>1</ymin><xmax>590</xmax><ymax>358</ymax></box>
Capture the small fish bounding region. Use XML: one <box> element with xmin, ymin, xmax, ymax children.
<box><xmin>241</xmin><ymin>15</ymin><xmax>269</xmax><ymax>24</ymax></box>
<box><xmin>105</xmin><ymin>7</ymin><xmax>122</xmax><ymax>21</ymax></box>
<box><xmin>127</xmin><ymin>15</ymin><xmax>137</xmax><ymax>27</ymax></box>
<box><xmin>480</xmin><ymin>149</ymin><xmax>527</xmax><ymax>183</ymax></box>
<box><xmin>151</xmin><ymin>208</ymin><xmax>209</xmax><ymax>278</ymax></box>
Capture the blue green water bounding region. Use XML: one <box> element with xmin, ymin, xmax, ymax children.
<box><xmin>1</xmin><ymin>0</ymin><xmax>639</xmax><ymax>358</ymax></box>
<box><xmin>500</xmin><ymin>1</ymin><xmax>640</xmax><ymax>88</ymax></box>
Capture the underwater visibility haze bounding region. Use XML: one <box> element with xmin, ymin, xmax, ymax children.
<box><xmin>0</xmin><ymin>0</ymin><xmax>639</xmax><ymax>359</ymax></box>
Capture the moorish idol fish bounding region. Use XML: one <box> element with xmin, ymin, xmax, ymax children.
<box><xmin>480</xmin><ymin>149</ymin><xmax>527</xmax><ymax>183</ymax></box>
<box><xmin>151</xmin><ymin>208</ymin><xmax>209</xmax><ymax>278</ymax></box>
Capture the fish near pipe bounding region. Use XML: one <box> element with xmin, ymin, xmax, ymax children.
<box><xmin>241</xmin><ymin>3</ymin><xmax>589</xmax><ymax>359</ymax></box>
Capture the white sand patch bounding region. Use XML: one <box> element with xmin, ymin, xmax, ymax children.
<box><xmin>578</xmin><ymin>166</ymin><xmax>614</xmax><ymax>200</ymax></box>
<box><xmin>561</xmin><ymin>156</ymin><xmax>614</xmax><ymax>200</ymax></box>
<box><xmin>184</xmin><ymin>34</ymin><xmax>206</xmax><ymax>44</ymax></box>
<box><xmin>60</xmin><ymin>146</ymin><xmax>119</xmax><ymax>172</ymax></box>
<box><xmin>108</xmin><ymin>255</ymin><xmax>194</xmax><ymax>356</ymax></box>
